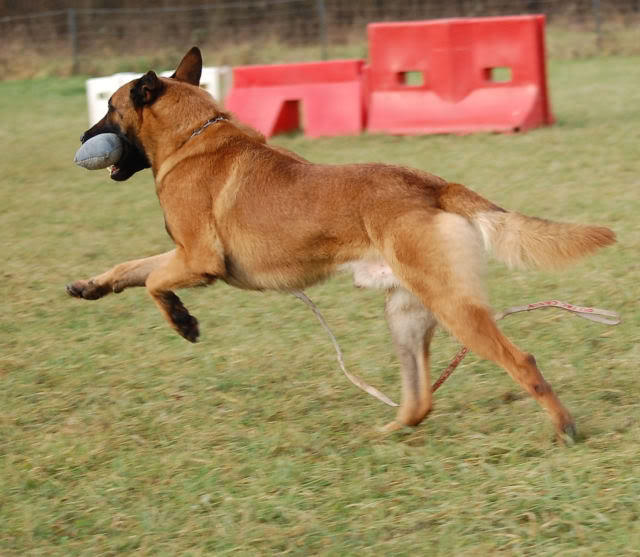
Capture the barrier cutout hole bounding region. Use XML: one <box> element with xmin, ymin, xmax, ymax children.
<box><xmin>398</xmin><ymin>71</ymin><xmax>424</xmax><ymax>87</ymax></box>
<box><xmin>273</xmin><ymin>100</ymin><xmax>301</xmax><ymax>135</ymax></box>
<box><xmin>486</xmin><ymin>67</ymin><xmax>512</xmax><ymax>82</ymax></box>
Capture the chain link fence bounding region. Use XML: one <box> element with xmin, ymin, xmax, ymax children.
<box><xmin>1</xmin><ymin>0</ymin><xmax>639</xmax><ymax>78</ymax></box>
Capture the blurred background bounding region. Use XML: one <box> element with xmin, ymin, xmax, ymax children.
<box><xmin>1</xmin><ymin>0</ymin><xmax>639</xmax><ymax>79</ymax></box>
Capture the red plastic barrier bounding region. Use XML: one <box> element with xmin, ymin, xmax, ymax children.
<box><xmin>366</xmin><ymin>15</ymin><xmax>553</xmax><ymax>134</ymax></box>
<box><xmin>225</xmin><ymin>60</ymin><xmax>365</xmax><ymax>138</ymax></box>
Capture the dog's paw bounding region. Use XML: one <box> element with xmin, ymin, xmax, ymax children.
<box><xmin>378</xmin><ymin>420</ymin><xmax>407</xmax><ymax>434</ymax></box>
<box><xmin>66</xmin><ymin>279</ymin><xmax>112</xmax><ymax>300</ymax></box>
<box><xmin>164</xmin><ymin>292</ymin><xmax>200</xmax><ymax>343</ymax></box>
<box><xmin>557</xmin><ymin>422</ymin><xmax>578</xmax><ymax>446</ymax></box>
<box><xmin>174</xmin><ymin>310</ymin><xmax>200</xmax><ymax>343</ymax></box>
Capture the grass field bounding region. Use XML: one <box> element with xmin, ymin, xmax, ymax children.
<box><xmin>1</xmin><ymin>56</ymin><xmax>639</xmax><ymax>556</ymax></box>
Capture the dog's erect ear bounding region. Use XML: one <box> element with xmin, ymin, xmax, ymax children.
<box><xmin>170</xmin><ymin>47</ymin><xmax>202</xmax><ymax>86</ymax></box>
<box><xmin>131</xmin><ymin>71</ymin><xmax>165</xmax><ymax>107</ymax></box>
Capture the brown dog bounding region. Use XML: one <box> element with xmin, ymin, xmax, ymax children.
<box><xmin>67</xmin><ymin>47</ymin><xmax>615</xmax><ymax>441</ymax></box>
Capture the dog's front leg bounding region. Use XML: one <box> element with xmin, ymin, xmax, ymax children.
<box><xmin>145</xmin><ymin>249</ymin><xmax>222</xmax><ymax>343</ymax></box>
<box><xmin>67</xmin><ymin>250</ymin><xmax>176</xmax><ymax>300</ymax></box>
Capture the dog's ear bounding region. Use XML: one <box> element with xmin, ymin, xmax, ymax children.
<box><xmin>130</xmin><ymin>71</ymin><xmax>165</xmax><ymax>107</ymax></box>
<box><xmin>170</xmin><ymin>47</ymin><xmax>202</xmax><ymax>86</ymax></box>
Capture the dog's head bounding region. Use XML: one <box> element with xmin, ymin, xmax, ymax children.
<box><xmin>80</xmin><ymin>47</ymin><xmax>204</xmax><ymax>181</ymax></box>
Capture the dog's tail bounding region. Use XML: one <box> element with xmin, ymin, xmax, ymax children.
<box><xmin>437</xmin><ymin>182</ymin><xmax>616</xmax><ymax>270</ymax></box>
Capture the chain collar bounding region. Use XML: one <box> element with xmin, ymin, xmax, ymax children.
<box><xmin>190</xmin><ymin>115</ymin><xmax>227</xmax><ymax>138</ymax></box>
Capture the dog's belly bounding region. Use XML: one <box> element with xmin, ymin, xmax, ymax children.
<box><xmin>221</xmin><ymin>253</ymin><xmax>400</xmax><ymax>292</ymax></box>
<box><xmin>222</xmin><ymin>255</ymin><xmax>336</xmax><ymax>291</ymax></box>
<box><xmin>338</xmin><ymin>258</ymin><xmax>401</xmax><ymax>289</ymax></box>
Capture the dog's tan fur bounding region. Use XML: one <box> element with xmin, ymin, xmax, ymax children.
<box><xmin>68</xmin><ymin>48</ymin><xmax>615</xmax><ymax>440</ymax></box>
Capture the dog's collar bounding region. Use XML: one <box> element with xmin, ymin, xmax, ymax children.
<box><xmin>190</xmin><ymin>115</ymin><xmax>227</xmax><ymax>138</ymax></box>
<box><xmin>156</xmin><ymin>114</ymin><xmax>228</xmax><ymax>185</ymax></box>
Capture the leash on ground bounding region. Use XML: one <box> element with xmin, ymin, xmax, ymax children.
<box><xmin>293</xmin><ymin>291</ymin><xmax>398</xmax><ymax>407</ymax></box>
<box><xmin>293</xmin><ymin>291</ymin><xmax>621</xmax><ymax>408</ymax></box>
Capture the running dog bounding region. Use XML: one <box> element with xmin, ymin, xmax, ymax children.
<box><xmin>67</xmin><ymin>47</ymin><xmax>615</xmax><ymax>441</ymax></box>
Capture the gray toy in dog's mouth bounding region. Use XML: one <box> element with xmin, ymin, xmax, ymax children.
<box><xmin>74</xmin><ymin>133</ymin><xmax>123</xmax><ymax>170</ymax></box>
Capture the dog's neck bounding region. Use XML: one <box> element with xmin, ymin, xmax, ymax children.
<box><xmin>153</xmin><ymin>114</ymin><xmax>229</xmax><ymax>186</ymax></box>
<box><xmin>190</xmin><ymin>115</ymin><xmax>227</xmax><ymax>138</ymax></box>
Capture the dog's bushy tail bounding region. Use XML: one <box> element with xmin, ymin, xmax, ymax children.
<box><xmin>437</xmin><ymin>182</ymin><xmax>616</xmax><ymax>270</ymax></box>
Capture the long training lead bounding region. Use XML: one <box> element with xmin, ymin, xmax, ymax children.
<box><xmin>293</xmin><ymin>290</ymin><xmax>398</xmax><ymax>407</ymax></box>
<box><xmin>294</xmin><ymin>291</ymin><xmax>621</xmax><ymax>407</ymax></box>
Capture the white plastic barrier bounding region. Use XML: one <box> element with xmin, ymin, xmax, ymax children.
<box><xmin>86</xmin><ymin>66</ymin><xmax>232</xmax><ymax>126</ymax></box>
<box><xmin>85</xmin><ymin>72</ymin><xmax>139</xmax><ymax>126</ymax></box>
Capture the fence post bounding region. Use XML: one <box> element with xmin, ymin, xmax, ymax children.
<box><xmin>592</xmin><ymin>0</ymin><xmax>602</xmax><ymax>52</ymax></box>
<box><xmin>68</xmin><ymin>8</ymin><xmax>78</xmax><ymax>72</ymax></box>
<box><xmin>316</xmin><ymin>0</ymin><xmax>328</xmax><ymax>60</ymax></box>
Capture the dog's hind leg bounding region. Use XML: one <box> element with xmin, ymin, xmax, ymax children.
<box><xmin>430</xmin><ymin>299</ymin><xmax>575</xmax><ymax>442</ymax></box>
<box><xmin>382</xmin><ymin>287</ymin><xmax>437</xmax><ymax>432</ymax></box>
<box><xmin>145</xmin><ymin>248</ymin><xmax>223</xmax><ymax>343</ymax></box>
<box><xmin>379</xmin><ymin>211</ymin><xmax>575</xmax><ymax>441</ymax></box>
<box><xmin>67</xmin><ymin>250</ymin><xmax>176</xmax><ymax>300</ymax></box>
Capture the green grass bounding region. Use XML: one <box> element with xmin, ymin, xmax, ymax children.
<box><xmin>1</xmin><ymin>56</ymin><xmax>639</xmax><ymax>556</ymax></box>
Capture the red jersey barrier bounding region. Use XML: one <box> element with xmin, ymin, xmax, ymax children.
<box><xmin>366</xmin><ymin>15</ymin><xmax>553</xmax><ymax>134</ymax></box>
<box><xmin>225</xmin><ymin>60</ymin><xmax>365</xmax><ymax>138</ymax></box>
